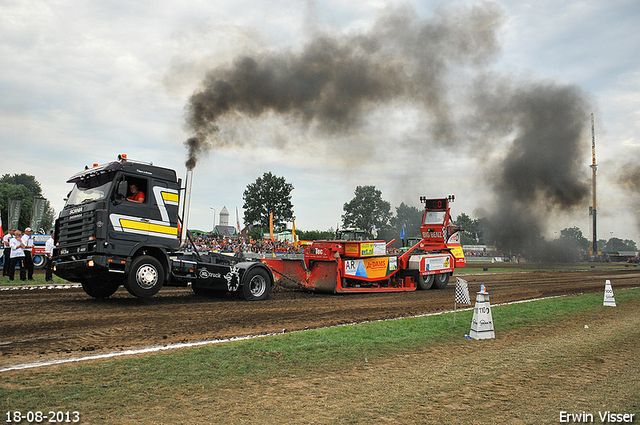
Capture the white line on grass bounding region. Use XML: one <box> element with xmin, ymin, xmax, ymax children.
<box><xmin>0</xmin><ymin>291</ymin><xmax>610</xmax><ymax>373</ymax></box>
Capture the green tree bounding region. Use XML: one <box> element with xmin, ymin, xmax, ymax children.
<box><xmin>296</xmin><ymin>229</ymin><xmax>336</xmax><ymax>241</ymax></box>
<box><xmin>454</xmin><ymin>213</ymin><xmax>475</xmax><ymax>245</ymax></box>
<box><xmin>604</xmin><ymin>237</ymin><xmax>637</xmax><ymax>252</ymax></box>
<box><xmin>391</xmin><ymin>202</ymin><xmax>422</xmax><ymax>239</ymax></box>
<box><xmin>0</xmin><ymin>174</ymin><xmax>55</xmax><ymax>233</ymax></box>
<box><xmin>242</xmin><ymin>172</ymin><xmax>294</xmax><ymax>232</ymax></box>
<box><xmin>559</xmin><ymin>227</ymin><xmax>590</xmax><ymax>251</ymax></box>
<box><xmin>341</xmin><ymin>186</ymin><xmax>391</xmax><ymax>233</ymax></box>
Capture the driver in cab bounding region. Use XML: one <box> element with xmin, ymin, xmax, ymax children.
<box><xmin>127</xmin><ymin>184</ymin><xmax>145</xmax><ymax>203</ymax></box>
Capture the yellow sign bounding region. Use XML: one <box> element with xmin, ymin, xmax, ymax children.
<box><xmin>360</xmin><ymin>243</ymin><xmax>374</xmax><ymax>256</ymax></box>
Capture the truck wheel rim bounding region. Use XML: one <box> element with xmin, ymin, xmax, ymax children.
<box><xmin>136</xmin><ymin>265</ymin><xmax>158</xmax><ymax>289</ymax></box>
<box><xmin>249</xmin><ymin>275</ymin><xmax>266</xmax><ymax>297</ymax></box>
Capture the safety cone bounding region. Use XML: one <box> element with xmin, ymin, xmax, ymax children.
<box><xmin>603</xmin><ymin>280</ymin><xmax>616</xmax><ymax>307</ymax></box>
<box><xmin>469</xmin><ymin>284</ymin><xmax>495</xmax><ymax>339</ymax></box>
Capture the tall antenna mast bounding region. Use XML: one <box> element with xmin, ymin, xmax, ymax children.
<box><xmin>590</xmin><ymin>113</ymin><xmax>597</xmax><ymax>255</ymax></box>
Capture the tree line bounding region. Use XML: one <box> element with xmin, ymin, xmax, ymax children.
<box><xmin>4</xmin><ymin>172</ymin><xmax>636</xmax><ymax>254</ymax></box>
<box><xmin>241</xmin><ymin>172</ymin><xmax>638</xmax><ymax>252</ymax></box>
<box><xmin>0</xmin><ymin>174</ymin><xmax>55</xmax><ymax>233</ymax></box>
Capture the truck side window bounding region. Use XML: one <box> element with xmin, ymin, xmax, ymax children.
<box><xmin>126</xmin><ymin>178</ymin><xmax>148</xmax><ymax>204</ymax></box>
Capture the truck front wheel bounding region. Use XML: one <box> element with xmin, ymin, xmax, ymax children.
<box><xmin>81</xmin><ymin>278</ymin><xmax>120</xmax><ymax>299</ymax></box>
<box><xmin>125</xmin><ymin>255</ymin><xmax>164</xmax><ymax>298</ymax></box>
<box><xmin>241</xmin><ymin>268</ymin><xmax>271</xmax><ymax>301</ymax></box>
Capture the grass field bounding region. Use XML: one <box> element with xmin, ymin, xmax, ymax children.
<box><xmin>1</xmin><ymin>287</ymin><xmax>639</xmax><ymax>424</ymax></box>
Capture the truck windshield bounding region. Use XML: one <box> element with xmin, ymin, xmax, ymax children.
<box><xmin>65</xmin><ymin>176</ymin><xmax>114</xmax><ymax>207</ymax></box>
<box><xmin>423</xmin><ymin>211</ymin><xmax>446</xmax><ymax>225</ymax></box>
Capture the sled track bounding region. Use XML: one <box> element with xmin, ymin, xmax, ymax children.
<box><xmin>1</xmin><ymin>268</ymin><xmax>639</xmax><ymax>369</ymax></box>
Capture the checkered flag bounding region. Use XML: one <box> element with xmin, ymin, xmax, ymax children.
<box><xmin>454</xmin><ymin>277</ymin><xmax>471</xmax><ymax>305</ymax></box>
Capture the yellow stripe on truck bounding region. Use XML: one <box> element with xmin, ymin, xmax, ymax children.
<box><xmin>119</xmin><ymin>219</ymin><xmax>178</xmax><ymax>236</ymax></box>
<box><xmin>162</xmin><ymin>192</ymin><xmax>179</xmax><ymax>203</ymax></box>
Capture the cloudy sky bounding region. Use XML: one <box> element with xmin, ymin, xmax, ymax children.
<box><xmin>1</xmin><ymin>0</ymin><xmax>639</xmax><ymax>246</ymax></box>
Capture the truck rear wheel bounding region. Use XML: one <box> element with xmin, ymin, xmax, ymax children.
<box><xmin>417</xmin><ymin>274</ymin><xmax>434</xmax><ymax>290</ymax></box>
<box><xmin>241</xmin><ymin>267</ymin><xmax>271</xmax><ymax>301</ymax></box>
<box><xmin>125</xmin><ymin>255</ymin><xmax>164</xmax><ymax>298</ymax></box>
<box><xmin>433</xmin><ymin>272</ymin><xmax>450</xmax><ymax>289</ymax></box>
<box><xmin>81</xmin><ymin>278</ymin><xmax>120</xmax><ymax>299</ymax></box>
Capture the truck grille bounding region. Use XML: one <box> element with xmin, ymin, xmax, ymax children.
<box><xmin>55</xmin><ymin>212</ymin><xmax>97</xmax><ymax>257</ymax></box>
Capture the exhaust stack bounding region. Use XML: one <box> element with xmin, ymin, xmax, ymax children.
<box><xmin>180</xmin><ymin>168</ymin><xmax>194</xmax><ymax>248</ymax></box>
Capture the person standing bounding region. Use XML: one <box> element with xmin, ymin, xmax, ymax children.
<box><xmin>9</xmin><ymin>230</ymin><xmax>26</xmax><ymax>281</ymax></box>
<box><xmin>45</xmin><ymin>232</ymin><xmax>55</xmax><ymax>282</ymax></box>
<box><xmin>2</xmin><ymin>228</ymin><xmax>14</xmax><ymax>277</ymax></box>
<box><xmin>22</xmin><ymin>227</ymin><xmax>35</xmax><ymax>281</ymax></box>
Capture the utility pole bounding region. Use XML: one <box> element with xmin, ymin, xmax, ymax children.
<box><xmin>590</xmin><ymin>113</ymin><xmax>598</xmax><ymax>256</ymax></box>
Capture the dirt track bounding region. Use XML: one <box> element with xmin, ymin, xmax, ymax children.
<box><xmin>2</xmin><ymin>266</ymin><xmax>640</xmax><ymax>369</ymax></box>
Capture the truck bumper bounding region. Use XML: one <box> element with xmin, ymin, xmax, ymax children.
<box><xmin>53</xmin><ymin>255</ymin><xmax>124</xmax><ymax>282</ymax></box>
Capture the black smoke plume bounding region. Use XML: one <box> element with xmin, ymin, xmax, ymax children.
<box><xmin>617</xmin><ymin>160</ymin><xmax>640</xmax><ymax>230</ymax></box>
<box><xmin>182</xmin><ymin>1</ymin><xmax>593</xmax><ymax>260</ymax></box>
<box><xmin>184</xmin><ymin>1</ymin><xmax>505</xmax><ymax>168</ymax></box>
<box><xmin>471</xmin><ymin>80</ymin><xmax>591</xmax><ymax>257</ymax></box>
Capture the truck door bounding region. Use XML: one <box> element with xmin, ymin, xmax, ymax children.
<box><xmin>108</xmin><ymin>175</ymin><xmax>153</xmax><ymax>246</ymax></box>
<box><xmin>108</xmin><ymin>175</ymin><xmax>180</xmax><ymax>248</ymax></box>
<box><xmin>146</xmin><ymin>180</ymin><xmax>180</xmax><ymax>248</ymax></box>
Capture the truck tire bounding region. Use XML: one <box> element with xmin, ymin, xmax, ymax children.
<box><xmin>433</xmin><ymin>272</ymin><xmax>450</xmax><ymax>289</ymax></box>
<box><xmin>125</xmin><ymin>255</ymin><xmax>164</xmax><ymax>298</ymax></box>
<box><xmin>81</xmin><ymin>278</ymin><xmax>120</xmax><ymax>299</ymax></box>
<box><xmin>240</xmin><ymin>267</ymin><xmax>271</xmax><ymax>301</ymax></box>
<box><xmin>417</xmin><ymin>274</ymin><xmax>434</xmax><ymax>290</ymax></box>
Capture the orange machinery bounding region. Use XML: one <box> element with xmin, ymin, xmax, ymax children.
<box><xmin>263</xmin><ymin>195</ymin><xmax>465</xmax><ymax>293</ymax></box>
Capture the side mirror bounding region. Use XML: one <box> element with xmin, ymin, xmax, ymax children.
<box><xmin>113</xmin><ymin>180</ymin><xmax>128</xmax><ymax>204</ymax></box>
<box><xmin>118</xmin><ymin>180</ymin><xmax>128</xmax><ymax>198</ymax></box>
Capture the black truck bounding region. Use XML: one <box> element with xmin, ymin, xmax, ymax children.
<box><xmin>53</xmin><ymin>154</ymin><xmax>273</xmax><ymax>300</ymax></box>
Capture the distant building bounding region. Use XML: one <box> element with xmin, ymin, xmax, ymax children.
<box><xmin>219</xmin><ymin>206</ymin><xmax>230</xmax><ymax>226</ymax></box>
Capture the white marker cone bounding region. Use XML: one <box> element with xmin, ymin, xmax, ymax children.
<box><xmin>470</xmin><ymin>288</ymin><xmax>495</xmax><ymax>339</ymax></box>
<box><xmin>603</xmin><ymin>280</ymin><xmax>616</xmax><ymax>307</ymax></box>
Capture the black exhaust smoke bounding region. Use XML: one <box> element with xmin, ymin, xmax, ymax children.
<box><xmin>471</xmin><ymin>80</ymin><xmax>591</xmax><ymax>256</ymax></box>
<box><xmin>183</xmin><ymin>2</ymin><xmax>505</xmax><ymax>169</ymax></box>
<box><xmin>181</xmin><ymin>1</ymin><xmax>594</xmax><ymax>259</ymax></box>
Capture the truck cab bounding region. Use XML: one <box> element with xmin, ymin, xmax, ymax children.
<box><xmin>54</xmin><ymin>156</ymin><xmax>181</xmax><ymax>298</ymax></box>
<box><xmin>54</xmin><ymin>155</ymin><xmax>273</xmax><ymax>301</ymax></box>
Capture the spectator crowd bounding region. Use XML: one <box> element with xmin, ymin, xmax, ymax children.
<box><xmin>185</xmin><ymin>234</ymin><xmax>303</xmax><ymax>255</ymax></box>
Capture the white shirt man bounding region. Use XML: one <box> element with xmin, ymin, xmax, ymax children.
<box><xmin>21</xmin><ymin>228</ymin><xmax>35</xmax><ymax>280</ymax></box>
<box><xmin>9</xmin><ymin>230</ymin><xmax>26</xmax><ymax>281</ymax></box>
<box><xmin>22</xmin><ymin>228</ymin><xmax>34</xmax><ymax>252</ymax></box>
<box><xmin>45</xmin><ymin>234</ymin><xmax>55</xmax><ymax>282</ymax></box>
<box><xmin>2</xmin><ymin>229</ymin><xmax>14</xmax><ymax>277</ymax></box>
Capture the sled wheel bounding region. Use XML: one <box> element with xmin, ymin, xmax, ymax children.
<box><xmin>81</xmin><ymin>278</ymin><xmax>120</xmax><ymax>299</ymax></box>
<box><xmin>241</xmin><ymin>267</ymin><xmax>271</xmax><ymax>301</ymax></box>
<box><xmin>125</xmin><ymin>255</ymin><xmax>164</xmax><ymax>298</ymax></box>
<box><xmin>433</xmin><ymin>272</ymin><xmax>450</xmax><ymax>289</ymax></box>
<box><xmin>417</xmin><ymin>274</ymin><xmax>434</xmax><ymax>290</ymax></box>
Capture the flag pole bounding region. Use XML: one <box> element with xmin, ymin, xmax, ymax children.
<box><xmin>453</xmin><ymin>300</ymin><xmax>457</xmax><ymax>328</ymax></box>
